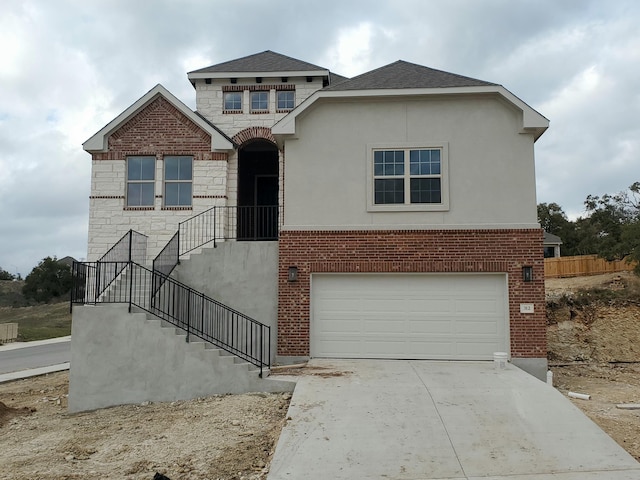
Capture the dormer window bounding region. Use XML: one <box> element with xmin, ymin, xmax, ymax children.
<box><xmin>251</xmin><ymin>91</ymin><xmax>269</xmax><ymax>112</ymax></box>
<box><xmin>277</xmin><ymin>91</ymin><xmax>295</xmax><ymax>111</ymax></box>
<box><xmin>224</xmin><ymin>92</ymin><xmax>242</xmax><ymax>112</ymax></box>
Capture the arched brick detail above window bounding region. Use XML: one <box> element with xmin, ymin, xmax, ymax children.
<box><xmin>232</xmin><ymin>127</ymin><xmax>278</xmax><ymax>149</ymax></box>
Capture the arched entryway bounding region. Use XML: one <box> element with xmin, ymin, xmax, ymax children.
<box><xmin>237</xmin><ymin>139</ymin><xmax>279</xmax><ymax>240</ymax></box>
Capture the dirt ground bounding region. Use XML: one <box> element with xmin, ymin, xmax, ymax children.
<box><xmin>547</xmin><ymin>271</ymin><xmax>640</xmax><ymax>462</ymax></box>
<box><xmin>1</xmin><ymin>272</ymin><xmax>639</xmax><ymax>478</ymax></box>
<box><xmin>0</xmin><ymin>372</ymin><xmax>291</xmax><ymax>480</ymax></box>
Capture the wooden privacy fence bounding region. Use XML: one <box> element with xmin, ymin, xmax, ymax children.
<box><xmin>544</xmin><ymin>254</ymin><xmax>636</xmax><ymax>279</ymax></box>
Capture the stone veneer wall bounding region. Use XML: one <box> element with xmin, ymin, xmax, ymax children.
<box><xmin>194</xmin><ymin>77</ymin><xmax>324</xmax><ymax>137</ymax></box>
<box><xmin>277</xmin><ymin>229</ymin><xmax>546</xmax><ymax>359</ymax></box>
<box><xmin>87</xmin><ymin>96</ymin><xmax>228</xmax><ymax>262</ymax></box>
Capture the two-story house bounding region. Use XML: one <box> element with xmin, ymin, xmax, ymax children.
<box><xmin>72</xmin><ymin>51</ymin><xmax>548</xmax><ymax>411</ymax></box>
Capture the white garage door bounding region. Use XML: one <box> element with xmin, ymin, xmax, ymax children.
<box><xmin>311</xmin><ymin>274</ymin><xmax>508</xmax><ymax>360</ymax></box>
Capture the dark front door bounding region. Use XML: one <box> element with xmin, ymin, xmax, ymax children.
<box><xmin>237</xmin><ymin>141</ymin><xmax>279</xmax><ymax>240</ymax></box>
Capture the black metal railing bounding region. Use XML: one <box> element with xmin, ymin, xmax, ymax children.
<box><xmin>100</xmin><ymin>229</ymin><xmax>148</xmax><ymax>264</ymax></box>
<box><xmin>152</xmin><ymin>231</ymin><xmax>179</xmax><ymax>290</ymax></box>
<box><xmin>88</xmin><ymin>230</ymin><xmax>148</xmax><ymax>303</ymax></box>
<box><xmin>179</xmin><ymin>205</ymin><xmax>279</xmax><ymax>255</ymax></box>
<box><xmin>70</xmin><ymin>261</ymin><xmax>271</xmax><ymax>375</ymax></box>
<box><xmin>151</xmin><ymin>206</ymin><xmax>279</xmax><ymax>295</ymax></box>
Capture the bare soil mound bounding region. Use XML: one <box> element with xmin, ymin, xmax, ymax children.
<box><xmin>547</xmin><ymin>272</ymin><xmax>640</xmax><ymax>461</ymax></box>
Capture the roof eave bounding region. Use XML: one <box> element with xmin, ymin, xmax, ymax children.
<box><xmin>273</xmin><ymin>86</ymin><xmax>549</xmax><ymax>138</ymax></box>
<box><xmin>83</xmin><ymin>84</ymin><xmax>234</xmax><ymax>153</ymax></box>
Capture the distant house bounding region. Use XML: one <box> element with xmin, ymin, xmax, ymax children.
<box><xmin>543</xmin><ymin>232</ymin><xmax>562</xmax><ymax>258</ymax></box>
<box><xmin>57</xmin><ymin>256</ymin><xmax>77</xmax><ymax>268</ymax></box>
<box><xmin>72</xmin><ymin>51</ymin><xmax>550</xmax><ymax>410</ymax></box>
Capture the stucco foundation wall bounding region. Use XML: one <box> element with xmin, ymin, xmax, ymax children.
<box><xmin>278</xmin><ymin>229</ymin><xmax>546</xmax><ymax>361</ymax></box>
<box><xmin>175</xmin><ymin>242</ymin><xmax>279</xmax><ymax>362</ymax></box>
<box><xmin>69</xmin><ymin>305</ymin><xmax>293</xmax><ymax>412</ymax></box>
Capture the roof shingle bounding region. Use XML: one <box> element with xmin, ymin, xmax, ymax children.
<box><xmin>189</xmin><ymin>50</ymin><xmax>330</xmax><ymax>74</ymax></box>
<box><xmin>323</xmin><ymin>60</ymin><xmax>497</xmax><ymax>91</ymax></box>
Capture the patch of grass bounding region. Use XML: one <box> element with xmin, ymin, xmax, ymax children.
<box><xmin>0</xmin><ymin>280</ymin><xmax>32</xmax><ymax>307</ymax></box>
<box><xmin>0</xmin><ymin>279</ymin><xmax>71</xmax><ymax>342</ymax></box>
<box><xmin>0</xmin><ymin>303</ymin><xmax>71</xmax><ymax>342</ymax></box>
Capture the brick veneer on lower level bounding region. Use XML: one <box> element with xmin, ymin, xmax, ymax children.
<box><xmin>277</xmin><ymin>229</ymin><xmax>546</xmax><ymax>359</ymax></box>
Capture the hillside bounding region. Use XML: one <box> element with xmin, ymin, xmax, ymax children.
<box><xmin>546</xmin><ymin>271</ymin><xmax>640</xmax><ymax>363</ymax></box>
<box><xmin>0</xmin><ymin>280</ymin><xmax>71</xmax><ymax>342</ymax></box>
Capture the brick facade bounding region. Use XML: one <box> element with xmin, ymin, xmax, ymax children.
<box><xmin>102</xmin><ymin>96</ymin><xmax>212</xmax><ymax>157</ymax></box>
<box><xmin>278</xmin><ymin>229</ymin><xmax>546</xmax><ymax>359</ymax></box>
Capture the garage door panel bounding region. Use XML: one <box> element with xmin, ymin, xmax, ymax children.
<box><xmin>455</xmin><ymin>298</ymin><xmax>502</xmax><ymax>314</ymax></box>
<box><xmin>311</xmin><ymin>274</ymin><xmax>508</xmax><ymax>360</ymax></box>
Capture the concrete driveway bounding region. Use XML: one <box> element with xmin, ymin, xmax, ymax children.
<box><xmin>268</xmin><ymin>359</ymin><xmax>640</xmax><ymax>480</ymax></box>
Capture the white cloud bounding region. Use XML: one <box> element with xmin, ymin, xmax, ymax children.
<box><xmin>1</xmin><ymin>0</ymin><xmax>640</xmax><ymax>273</ymax></box>
<box><xmin>322</xmin><ymin>23</ymin><xmax>375</xmax><ymax>77</ymax></box>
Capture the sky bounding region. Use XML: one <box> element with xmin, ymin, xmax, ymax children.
<box><xmin>1</xmin><ymin>0</ymin><xmax>639</xmax><ymax>277</ymax></box>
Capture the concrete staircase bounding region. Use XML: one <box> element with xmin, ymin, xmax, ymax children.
<box><xmin>69</xmin><ymin>304</ymin><xmax>294</xmax><ymax>412</ymax></box>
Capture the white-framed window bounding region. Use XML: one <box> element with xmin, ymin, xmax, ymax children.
<box><xmin>277</xmin><ymin>90</ymin><xmax>295</xmax><ymax>110</ymax></box>
<box><xmin>367</xmin><ymin>143</ymin><xmax>449</xmax><ymax>211</ymax></box>
<box><xmin>164</xmin><ymin>156</ymin><xmax>192</xmax><ymax>206</ymax></box>
<box><xmin>250</xmin><ymin>91</ymin><xmax>269</xmax><ymax>112</ymax></box>
<box><xmin>126</xmin><ymin>156</ymin><xmax>155</xmax><ymax>206</ymax></box>
<box><xmin>224</xmin><ymin>92</ymin><xmax>242</xmax><ymax>111</ymax></box>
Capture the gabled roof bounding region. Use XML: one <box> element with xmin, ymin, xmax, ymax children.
<box><xmin>273</xmin><ymin>60</ymin><xmax>549</xmax><ymax>141</ymax></box>
<box><xmin>323</xmin><ymin>60</ymin><xmax>497</xmax><ymax>91</ymax></box>
<box><xmin>83</xmin><ymin>84</ymin><xmax>234</xmax><ymax>153</ymax></box>
<box><xmin>188</xmin><ymin>50</ymin><xmax>332</xmax><ymax>80</ymax></box>
<box><xmin>543</xmin><ymin>231</ymin><xmax>563</xmax><ymax>245</ymax></box>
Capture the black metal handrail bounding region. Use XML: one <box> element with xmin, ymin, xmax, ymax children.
<box><xmin>150</xmin><ymin>205</ymin><xmax>279</xmax><ymax>296</ymax></box>
<box><xmin>152</xmin><ymin>231</ymin><xmax>179</xmax><ymax>292</ymax></box>
<box><xmin>93</xmin><ymin>230</ymin><xmax>148</xmax><ymax>301</ymax></box>
<box><xmin>179</xmin><ymin>205</ymin><xmax>279</xmax><ymax>255</ymax></box>
<box><xmin>70</xmin><ymin>261</ymin><xmax>271</xmax><ymax>375</ymax></box>
<box><xmin>99</xmin><ymin>229</ymin><xmax>148</xmax><ymax>264</ymax></box>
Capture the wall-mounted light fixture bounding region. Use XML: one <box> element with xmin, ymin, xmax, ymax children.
<box><xmin>522</xmin><ymin>266</ymin><xmax>533</xmax><ymax>282</ymax></box>
<box><xmin>288</xmin><ymin>266</ymin><xmax>298</xmax><ymax>282</ymax></box>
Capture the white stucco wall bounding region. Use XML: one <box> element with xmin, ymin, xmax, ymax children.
<box><xmin>281</xmin><ymin>95</ymin><xmax>539</xmax><ymax>229</ymax></box>
<box><xmin>87</xmin><ymin>158</ymin><xmax>228</xmax><ymax>262</ymax></box>
<box><xmin>194</xmin><ymin>77</ymin><xmax>324</xmax><ymax>137</ymax></box>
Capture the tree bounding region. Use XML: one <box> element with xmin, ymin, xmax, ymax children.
<box><xmin>581</xmin><ymin>182</ymin><xmax>640</xmax><ymax>272</ymax></box>
<box><xmin>537</xmin><ymin>202</ymin><xmax>580</xmax><ymax>255</ymax></box>
<box><xmin>0</xmin><ymin>267</ymin><xmax>15</xmax><ymax>281</ymax></box>
<box><xmin>22</xmin><ymin>257</ymin><xmax>72</xmax><ymax>303</ymax></box>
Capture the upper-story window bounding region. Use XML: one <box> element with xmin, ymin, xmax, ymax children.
<box><xmin>164</xmin><ymin>156</ymin><xmax>192</xmax><ymax>206</ymax></box>
<box><xmin>277</xmin><ymin>91</ymin><xmax>295</xmax><ymax>111</ymax></box>
<box><xmin>251</xmin><ymin>91</ymin><xmax>269</xmax><ymax>112</ymax></box>
<box><xmin>126</xmin><ymin>156</ymin><xmax>155</xmax><ymax>207</ymax></box>
<box><xmin>367</xmin><ymin>143</ymin><xmax>449</xmax><ymax>212</ymax></box>
<box><xmin>224</xmin><ymin>92</ymin><xmax>242</xmax><ymax>111</ymax></box>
